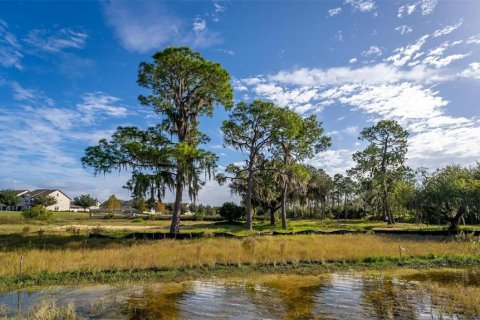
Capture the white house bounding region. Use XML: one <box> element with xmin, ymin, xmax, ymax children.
<box><xmin>21</xmin><ymin>189</ymin><xmax>71</xmax><ymax>211</ymax></box>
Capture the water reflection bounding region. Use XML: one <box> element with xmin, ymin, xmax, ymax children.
<box><xmin>1</xmin><ymin>269</ymin><xmax>479</xmax><ymax>319</ymax></box>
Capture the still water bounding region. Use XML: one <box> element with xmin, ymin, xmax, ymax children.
<box><xmin>1</xmin><ymin>269</ymin><xmax>479</xmax><ymax>319</ymax></box>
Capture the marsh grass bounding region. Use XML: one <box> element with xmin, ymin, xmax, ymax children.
<box><xmin>1</xmin><ymin>234</ymin><xmax>479</xmax><ymax>281</ymax></box>
<box><xmin>0</xmin><ymin>301</ymin><xmax>79</xmax><ymax>320</ymax></box>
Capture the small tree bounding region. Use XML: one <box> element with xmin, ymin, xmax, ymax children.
<box><xmin>271</xmin><ymin>109</ymin><xmax>331</xmax><ymax>229</ymax></box>
<box><xmin>221</xmin><ymin>101</ymin><xmax>279</xmax><ymax>230</ymax></box>
<box><xmin>154</xmin><ymin>201</ymin><xmax>168</xmax><ymax>214</ymax></box>
<box><xmin>133</xmin><ymin>199</ymin><xmax>148</xmax><ymax>213</ymax></box>
<box><xmin>21</xmin><ymin>205</ymin><xmax>53</xmax><ymax>221</ymax></box>
<box><xmin>34</xmin><ymin>195</ymin><xmax>57</xmax><ymax>208</ymax></box>
<box><xmin>73</xmin><ymin>194</ymin><xmax>98</xmax><ymax>218</ymax></box>
<box><xmin>104</xmin><ymin>194</ymin><xmax>121</xmax><ymax>213</ymax></box>
<box><xmin>218</xmin><ymin>202</ymin><xmax>244</xmax><ymax>222</ymax></box>
<box><xmin>350</xmin><ymin>120</ymin><xmax>409</xmax><ymax>224</ymax></box>
<box><xmin>0</xmin><ymin>189</ymin><xmax>20</xmax><ymax>209</ymax></box>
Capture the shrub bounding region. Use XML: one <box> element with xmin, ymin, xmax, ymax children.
<box><xmin>193</xmin><ymin>212</ymin><xmax>204</xmax><ymax>221</ymax></box>
<box><xmin>21</xmin><ymin>205</ymin><xmax>53</xmax><ymax>221</ymax></box>
<box><xmin>104</xmin><ymin>212</ymin><xmax>115</xmax><ymax>219</ymax></box>
<box><xmin>218</xmin><ymin>202</ymin><xmax>244</xmax><ymax>222</ymax></box>
<box><xmin>22</xmin><ymin>226</ymin><xmax>31</xmax><ymax>233</ymax></box>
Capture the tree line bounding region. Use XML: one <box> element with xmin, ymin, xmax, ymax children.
<box><xmin>81</xmin><ymin>46</ymin><xmax>480</xmax><ymax>234</ymax></box>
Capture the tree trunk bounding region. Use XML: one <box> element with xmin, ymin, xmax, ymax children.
<box><xmin>270</xmin><ymin>207</ymin><xmax>276</xmax><ymax>226</ymax></box>
<box><xmin>382</xmin><ymin>185</ymin><xmax>395</xmax><ymax>224</ymax></box>
<box><xmin>281</xmin><ymin>182</ymin><xmax>288</xmax><ymax>229</ymax></box>
<box><xmin>170</xmin><ymin>169</ymin><xmax>184</xmax><ymax>235</ymax></box>
<box><xmin>448</xmin><ymin>205</ymin><xmax>467</xmax><ymax>234</ymax></box>
<box><xmin>344</xmin><ymin>194</ymin><xmax>348</xmax><ymax>220</ymax></box>
<box><xmin>245</xmin><ymin>158</ymin><xmax>254</xmax><ymax>231</ymax></box>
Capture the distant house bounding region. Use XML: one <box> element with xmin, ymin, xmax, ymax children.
<box><xmin>0</xmin><ymin>190</ymin><xmax>28</xmax><ymax>211</ymax></box>
<box><xmin>0</xmin><ymin>189</ymin><xmax>71</xmax><ymax>211</ymax></box>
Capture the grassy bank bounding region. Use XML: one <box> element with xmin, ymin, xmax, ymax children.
<box><xmin>1</xmin><ymin>234</ymin><xmax>479</xmax><ymax>289</ymax></box>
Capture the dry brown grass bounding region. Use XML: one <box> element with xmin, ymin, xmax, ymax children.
<box><xmin>0</xmin><ymin>234</ymin><xmax>478</xmax><ymax>277</ymax></box>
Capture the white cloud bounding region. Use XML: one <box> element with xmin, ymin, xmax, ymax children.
<box><xmin>467</xmin><ymin>35</ymin><xmax>480</xmax><ymax>45</ymax></box>
<box><xmin>77</xmin><ymin>92</ymin><xmax>129</xmax><ymax>121</ymax></box>
<box><xmin>328</xmin><ymin>7</ymin><xmax>342</xmax><ymax>17</ymax></box>
<box><xmin>349</xmin><ymin>58</ymin><xmax>358</xmax><ymax>64</ymax></box>
<box><xmin>397</xmin><ymin>4</ymin><xmax>417</xmax><ymax>18</ymax></box>
<box><xmin>398</xmin><ymin>0</ymin><xmax>438</xmax><ymax>17</ymax></box>
<box><xmin>217</xmin><ymin>49</ymin><xmax>235</xmax><ymax>55</ymax></box>
<box><xmin>102</xmin><ymin>2</ymin><xmax>219</xmax><ymax>52</ymax></box>
<box><xmin>268</xmin><ymin>63</ymin><xmax>443</xmax><ymax>86</ymax></box>
<box><xmin>395</xmin><ymin>25</ymin><xmax>413</xmax><ymax>35</ymax></box>
<box><xmin>420</xmin><ymin>0</ymin><xmax>438</xmax><ymax>15</ymax></box>
<box><xmin>308</xmin><ymin>149</ymin><xmax>356</xmax><ymax>175</ymax></box>
<box><xmin>214</xmin><ymin>2</ymin><xmax>224</xmax><ymax>13</ymax></box>
<box><xmin>9</xmin><ymin>81</ymin><xmax>54</xmax><ymax>106</ymax></box>
<box><xmin>0</xmin><ymin>88</ymin><xmax>142</xmax><ymax>201</ymax></box>
<box><xmin>193</xmin><ymin>18</ymin><xmax>207</xmax><ymax>32</ymax></box>
<box><xmin>24</xmin><ymin>28</ymin><xmax>88</xmax><ymax>53</ymax></box>
<box><xmin>344</xmin><ymin>0</ymin><xmax>376</xmax><ymax>12</ymax></box>
<box><xmin>423</xmin><ymin>52</ymin><xmax>471</xmax><ymax>68</ymax></box>
<box><xmin>0</xmin><ymin>20</ymin><xmax>23</xmax><ymax>69</ymax></box>
<box><xmin>433</xmin><ymin>21</ymin><xmax>462</xmax><ymax>38</ymax></box>
<box><xmin>362</xmin><ymin>46</ymin><xmax>382</xmax><ymax>57</ymax></box>
<box><xmin>335</xmin><ymin>30</ymin><xmax>343</xmax><ymax>42</ymax></box>
<box><xmin>460</xmin><ymin>62</ymin><xmax>480</xmax><ymax>79</ymax></box>
<box><xmin>385</xmin><ymin>35</ymin><xmax>429</xmax><ymax>67</ymax></box>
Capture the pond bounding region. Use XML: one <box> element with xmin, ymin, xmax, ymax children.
<box><xmin>1</xmin><ymin>269</ymin><xmax>479</xmax><ymax>319</ymax></box>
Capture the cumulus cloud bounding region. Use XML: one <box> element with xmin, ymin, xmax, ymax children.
<box><xmin>237</xmin><ymin>47</ymin><xmax>479</xmax><ymax>171</ymax></box>
<box><xmin>349</xmin><ymin>58</ymin><xmax>358</xmax><ymax>64</ymax></box>
<box><xmin>328</xmin><ymin>7</ymin><xmax>342</xmax><ymax>17</ymax></box>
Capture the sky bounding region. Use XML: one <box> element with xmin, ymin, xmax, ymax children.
<box><xmin>1</xmin><ymin>0</ymin><xmax>480</xmax><ymax>204</ymax></box>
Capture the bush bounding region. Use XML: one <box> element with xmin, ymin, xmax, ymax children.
<box><xmin>193</xmin><ymin>212</ymin><xmax>204</xmax><ymax>221</ymax></box>
<box><xmin>21</xmin><ymin>205</ymin><xmax>53</xmax><ymax>221</ymax></box>
<box><xmin>218</xmin><ymin>202</ymin><xmax>244</xmax><ymax>222</ymax></box>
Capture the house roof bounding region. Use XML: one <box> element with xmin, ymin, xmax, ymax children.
<box><xmin>24</xmin><ymin>189</ymin><xmax>71</xmax><ymax>200</ymax></box>
<box><xmin>13</xmin><ymin>190</ymin><xmax>29</xmax><ymax>196</ymax></box>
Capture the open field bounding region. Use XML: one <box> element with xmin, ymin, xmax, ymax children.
<box><xmin>1</xmin><ymin>211</ymin><xmax>479</xmax><ymax>237</ymax></box>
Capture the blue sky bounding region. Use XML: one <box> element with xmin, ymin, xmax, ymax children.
<box><xmin>1</xmin><ymin>0</ymin><xmax>479</xmax><ymax>204</ymax></box>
